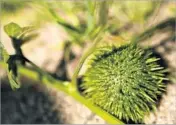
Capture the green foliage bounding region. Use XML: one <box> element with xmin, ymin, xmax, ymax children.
<box><xmin>43</xmin><ymin>0</ymin><xmax>109</xmax><ymax>45</ymax></box>
<box><xmin>0</xmin><ymin>42</ymin><xmax>20</xmax><ymax>90</ymax></box>
<box><xmin>4</xmin><ymin>22</ymin><xmax>37</xmax><ymax>45</ymax></box>
<box><xmin>121</xmin><ymin>1</ymin><xmax>155</xmax><ymax>23</ymax></box>
<box><xmin>82</xmin><ymin>44</ymin><xmax>167</xmax><ymax>123</ymax></box>
<box><xmin>4</xmin><ymin>22</ymin><xmax>22</xmax><ymax>38</ymax></box>
<box><xmin>1</xmin><ymin>1</ymin><xmax>173</xmax><ymax>124</ymax></box>
<box><xmin>2</xmin><ymin>22</ymin><xmax>37</xmax><ymax>90</ymax></box>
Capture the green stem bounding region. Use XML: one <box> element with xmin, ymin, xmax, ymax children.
<box><xmin>0</xmin><ymin>61</ymin><xmax>124</xmax><ymax>124</ymax></box>
<box><xmin>98</xmin><ymin>0</ymin><xmax>109</xmax><ymax>26</ymax></box>
<box><xmin>71</xmin><ymin>35</ymin><xmax>103</xmax><ymax>91</ymax></box>
<box><xmin>24</xmin><ymin>56</ymin><xmax>53</xmax><ymax>80</ymax></box>
<box><xmin>70</xmin><ymin>91</ymin><xmax>124</xmax><ymax>124</ymax></box>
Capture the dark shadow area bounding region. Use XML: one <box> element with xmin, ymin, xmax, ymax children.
<box><xmin>52</xmin><ymin>41</ymin><xmax>76</xmax><ymax>81</ymax></box>
<box><xmin>152</xmin><ymin>34</ymin><xmax>176</xmax><ymax>54</ymax></box>
<box><xmin>77</xmin><ymin>76</ymin><xmax>84</xmax><ymax>95</ymax></box>
<box><xmin>121</xmin><ymin>119</ymin><xmax>144</xmax><ymax>124</ymax></box>
<box><xmin>147</xmin><ymin>47</ymin><xmax>171</xmax><ymax>108</ymax></box>
<box><xmin>1</xmin><ymin>78</ymin><xmax>66</xmax><ymax>124</ymax></box>
<box><xmin>51</xmin><ymin>58</ymin><xmax>68</xmax><ymax>81</ymax></box>
<box><xmin>1</xmin><ymin>0</ymin><xmax>30</xmax><ymax>14</ymax></box>
<box><xmin>147</xmin><ymin>47</ymin><xmax>170</xmax><ymax>77</ymax></box>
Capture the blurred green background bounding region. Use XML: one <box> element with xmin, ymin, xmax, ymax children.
<box><xmin>1</xmin><ymin>0</ymin><xmax>176</xmax><ymax>124</ymax></box>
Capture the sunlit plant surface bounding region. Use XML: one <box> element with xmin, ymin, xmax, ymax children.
<box><xmin>1</xmin><ymin>0</ymin><xmax>175</xmax><ymax>124</ymax></box>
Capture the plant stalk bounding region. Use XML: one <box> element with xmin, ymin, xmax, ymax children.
<box><xmin>0</xmin><ymin>61</ymin><xmax>124</xmax><ymax>124</ymax></box>
<box><xmin>71</xmin><ymin>35</ymin><xmax>103</xmax><ymax>91</ymax></box>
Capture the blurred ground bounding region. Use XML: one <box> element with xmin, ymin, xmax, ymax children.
<box><xmin>1</xmin><ymin>0</ymin><xmax>176</xmax><ymax>124</ymax></box>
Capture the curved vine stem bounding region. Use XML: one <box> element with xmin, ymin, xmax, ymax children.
<box><xmin>71</xmin><ymin>33</ymin><xmax>104</xmax><ymax>91</ymax></box>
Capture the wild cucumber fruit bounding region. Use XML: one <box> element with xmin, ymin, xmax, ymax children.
<box><xmin>82</xmin><ymin>44</ymin><xmax>166</xmax><ymax>123</ymax></box>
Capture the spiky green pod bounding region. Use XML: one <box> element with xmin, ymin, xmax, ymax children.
<box><xmin>82</xmin><ymin>44</ymin><xmax>166</xmax><ymax>123</ymax></box>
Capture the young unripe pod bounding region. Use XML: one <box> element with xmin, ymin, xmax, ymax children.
<box><xmin>82</xmin><ymin>44</ymin><xmax>166</xmax><ymax>123</ymax></box>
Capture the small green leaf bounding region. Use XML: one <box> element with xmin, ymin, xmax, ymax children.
<box><xmin>7</xmin><ymin>71</ymin><xmax>20</xmax><ymax>89</ymax></box>
<box><xmin>21</xmin><ymin>26</ymin><xmax>35</xmax><ymax>33</ymax></box>
<box><xmin>19</xmin><ymin>26</ymin><xmax>36</xmax><ymax>38</ymax></box>
<box><xmin>0</xmin><ymin>43</ymin><xmax>9</xmax><ymax>62</ymax></box>
<box><xmin>4</xmin><ymin>22</ymin><xmax>22</xmax><ymax>38</ymax></box>
<box><xmin>0</xmin><ymin>41</ymin><xmax>20</xmax><ymax>90</ymax></box>
<box><xmin>18</xmin><ymin>26</ymin><xmax>38</xmax><ymax>44</ymax></box>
